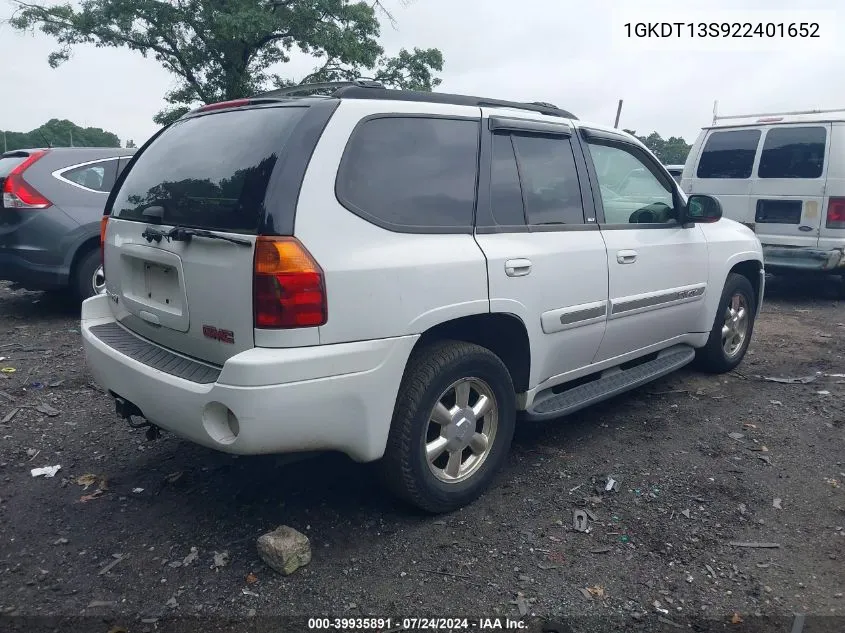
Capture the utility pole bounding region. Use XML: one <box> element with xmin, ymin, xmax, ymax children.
<box><xmin>614</xmin><ymin>99</ymin><xmax>624</xmax><ymax>129</ymax></box>
<box><xmin>70</xmin><ymin>129</ymin><xmax>74</xmax><ymax>147</ymax></box>
<box><xmin>2</xmin><ymin>131</ymin><xmax>6</xmax><ymax>153</ymax></box>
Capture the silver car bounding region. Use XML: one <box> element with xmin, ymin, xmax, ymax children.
<box><xmin>0</xmin><ymin>146</ymin><xmax>136</xmax><ymax>302</ymax></box>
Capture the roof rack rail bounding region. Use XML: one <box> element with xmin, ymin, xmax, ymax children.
<box><xmin>712</xmin><ymin>103</ymin><xmax>845</xmax><ymax>125</ymax></box>
<box><xmin>332</xmin><ymin>86</ymin><xmax>577</xmax><ymax>120</ymax></box>
<box><xmin>256</xmin><ymin>79</ymin><xmax>384</xmax><ymax>99</ymax></box>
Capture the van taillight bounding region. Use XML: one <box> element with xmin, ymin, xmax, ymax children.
<box><xmin>1</xmin><ymin>151</ymin><xmax>51</xmax><ymax>209</ymax></box>
<box><xmin>253</xmin><ymin>237</ymin><xmax>327</xmax><ymax>329</ymax></box>
<box><xmin>826</xmin><ymin>198</ymin><xmax>845</xmax><ymax>229</ymax></box>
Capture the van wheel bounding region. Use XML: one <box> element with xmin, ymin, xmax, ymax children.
<box><xmin>73</xmin><ymin>249</ymin><xmax>105</xmax><ymax>303</ymax></box>
<box><xmin>694</xmin><ymin>273</ymin><xmax>756</xmax><ymax>374</ymax></box>
<box><xmin>380</xmin><ymin>340</ymin><xmax>516</xmax><ymax>513</ymax></box>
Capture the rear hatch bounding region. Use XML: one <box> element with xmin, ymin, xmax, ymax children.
<box><xmin>103</xmin><ymin>104</ymin><xmax>309</xmax><ymax>366</ymax></box>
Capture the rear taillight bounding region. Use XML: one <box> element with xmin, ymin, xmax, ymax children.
<box><xmin>100</xmin><ymin>216</ymin><xmax>109</xmax><ymax>275</ymax></box>
<box><xmin>826</xmin><ymin>197</ymin><xmax>845</xmax><ymax>229</ymax></box>
<box><xmin>253</xmin><ymin>237</ymin><xmax>327</xmax><ymax>329</ymax></box>
<box><xmin>2</xmin><ymin>151</ymin><xmax>51</xmax><ymax>209</ymax></box>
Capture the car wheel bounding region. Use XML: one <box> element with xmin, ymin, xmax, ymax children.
<box><xmin>74</xmin><ymin>249</ymin><xmax>106</xmax><ymax>303</ymax></box>
<box><xmin>380</xmin><ymin>340</ymin><xmax>516</xmax><ymax>513</ymax></box>
<box><xmin>694</xmin><ymin>273</ymin><xmax>757</xmax><ymax>374</ymax></box>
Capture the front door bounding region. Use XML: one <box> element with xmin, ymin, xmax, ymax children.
<box><xmin>580</xmin><ymin>129</ymin><xmax>709</xmax><ymax>363</ymax></box>
<box><xmin>474</xmin><ymin>113</ymin><xmax>609</xmax><ymax>391</ymax></box>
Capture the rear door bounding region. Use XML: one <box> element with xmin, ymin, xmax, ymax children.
<box><xmin>685</xmin><ymin>127</ymin><xmax>762</xmax><ymax>229</ymax></box>
<box><xmin>104</xmin><ymin>104</ymin><xmax>310</xmax><ymax>366</ymax></box>
<box><xmin>750</xmin><ymin>124</ymin><xmax>830</xmax><ymax>247</ymax></box>
<box><xmin>473</xmin><ymin>113</ymin><xmax>609</xmax><ymax>389</ymax></box>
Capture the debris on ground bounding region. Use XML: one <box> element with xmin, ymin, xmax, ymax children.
<box><xmin>98</xmin><ymin>554</ymin><xmax>126</xmax><ymax>576</ymax></box>
<box><xmin>512</xmin><ymin>592</ymin><xmax>529</xmax><ymax>616</ymax></box>
<box><xmin>586</xmin><ymin>585</ymin><xmax>605</xmax><ymax>599</ymax></box>
<box><xmin>79</xmin><ymin>489</ymin><xmax>105</xmax><ymax>503</ymax></box>
<box><xmin>770</xmin><ymin>400</ymin><xmax>783</xmax><ymax>406</ymax></box>
<box><xmin>182</xmin><ymin>547</ymin><xmax>198</xmax><ymax>567</ymax></box>
<box><xmin>603</xmin><ymin>476</ymin><xmax>620</xmax><ymax>493</ymax></box>
<box><xmin>242</xmin><ymin>588</ymin><xmax>259</xmax><ymax>597</ymax></box>
<box><xmin>30</xmin><ymin>465</ymin><xmax>61</xmax><ymax>478</ymax></box>
<box><xmin>705</xmin><ymin>564</ymin><xmax>716</xmax><ymax>578</ymax></box>
<box><xmin>590</xmin><ymin>547</ymin><xmax>612</xmax><ymax>554</ymax></box>
<box><xmin>76</xmin><ymin>474</ymin><xmax>108</xmax><ymax>491</ymax></box>
<box><xmin>761</xmin><ymin>375</ymin><xmax>816</xmax><ymax>384</ymax></box>
<box><xmin>572</xmin><ymin>509</ymin><xmax>589</xmax><ymax>533</ymax></box>
<box><xmin>132</xmin><ymin>488</ymin><xmax>144</xmax><ymax>494</ymax></box>
<box><xmin>681</xmin><ymin>509</ymin><xmax>691</xmax><ymax>519</ymax></box>
<box><xmin>257</xmin><ymin>525</ymin><xmax>311</xmax><ymax>576</ymax></box>
<box><xmin>1</xmin><ymin>367</ymin><xmax>16</xmax><ymax>374</ymax></box>
<box><xmin>578</xmin><ymin>588</ymin><xmax>592</xmax><ymax>601</ymax></box>
<box><xmin>758</xmin><ymin>455</ymin><xmax>773</xmax><ymax>465</ymax></box>
<box><xmin>653</xmin><ymin>600</ymin><xmax>669</xmax><ymax>614</ymax></box>
<box><xmin>165</xmin><ymin>596</ymin><xmax>178</xmax><ymax>609</ymax></box>
<box><xmin>164</xmin><ymin>471</ymin><xmax>183</xmax><ymax>484</ymax></box>
<box><xmin>34</xmin><ymin>402</ymin><xmax>59</xmax><ymax>417</ymax></box>
<box><xmin>728</xmin><ymin>432</ymin><xmax>745</xmax><ymax>440</ymax></box>
<box><xmin>246</xmin><ymin>572</ymin><xmax>258</xmax><ymax>584</ymax></box>
<box><xmin>212</xmin><ymin>551</ymin><xmax>229</xmax><ymax>570</ymax></box>
<box><xmin>1</xmin><ymin>408</ymin><xmax>19</xmax><ymax>423</ymax></box>
<box><xmin>729</xmin><ymin>541</ymin><xmax>781</xmax><ymax>549</ymax></box>
<box><xmin>731</xmin><ymin>612</ymin><xmax>743</xmax><ymax>624</ymax></box>
<box><xmin>773</xmin><ymin>498</ymin><xmax>783</xmax><ymax>510</ymax></box>
<box><xmin>738</xmin><ymin>503</ymin><xmax>747</xmax><ymax>515</ymax></box>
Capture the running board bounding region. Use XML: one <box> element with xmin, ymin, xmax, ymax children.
<box><xmin>524</xmin><ymin>345</ymin><xmax>696</xmax><ymax>422</ymax></box>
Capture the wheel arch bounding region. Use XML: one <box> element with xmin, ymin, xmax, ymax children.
<box><xmin>410</xmin><ymin>312</ymin><xmax>531</xmax><ymax>394</ymax></box>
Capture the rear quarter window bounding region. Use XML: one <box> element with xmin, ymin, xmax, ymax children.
<box><xmin>60</xmin><ymin>159</ymin><xmax>119</xmax><ymax>192</ymax></box>
<box><xmin>758</xmin><ymin>126</ymin><xmax>826</xmax><ymax>179</ymax></box>
<box><xmin>111</xmin><ymin>106</ymin><xmax>307</xmax><ymax>233</ymax></box>
<box><xmin>696</xmin><ymin>129</ymin><xmax>762</xmax><ymax>179</ymax></box>
<box><xmin>336</xmin><ymin>116</ymin><xmax>480</xmax><ymax>232</ymax></box>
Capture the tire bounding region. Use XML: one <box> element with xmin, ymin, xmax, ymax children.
<box><xmin>380</xmin><ymin>340</ymin><xmax>516</xmax><ymax>513</ymax></box>
<box><xmin>73</xmin><ymin>249</ymin><xmax>105</xmax><ymax>304</ymax></box>
<box><xmin>694</xmin><ymin>273</ymin><xmax>757</xmax><ymax>374</ymax></box>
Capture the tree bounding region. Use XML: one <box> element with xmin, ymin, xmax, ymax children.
<box><xmin>623</xmin><ymin>129</ymin><xmax>692</xmax><ymax>165</ymax></box>
<box><xmin>9</xmin><ymin>1</ymin><xmax>445</xmax><ymax>126</ymax></box>
<box><xmin>1</xmin><ymin>119</ymin><xmax>120</xmax><ymax>150</ymax></box>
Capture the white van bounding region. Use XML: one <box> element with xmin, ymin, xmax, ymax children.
<box><xmin>681</xmin><ymin>108</ymin><xmax>845</xmax><ymax>276</ymax></box>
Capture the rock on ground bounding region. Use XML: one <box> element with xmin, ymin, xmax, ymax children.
<box><xmin>257</xmin><ymin>525</ymin><xmax>311</xmax><ymax>575</ymax></box>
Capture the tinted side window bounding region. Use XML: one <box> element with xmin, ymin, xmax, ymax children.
<box><xmin>587</xmin><ymin>142</ymin><xmax>676</xmax><ymax>225</ymax></box>
<box><xmin>117</xmin><ymin>156</ymin><xmax>132</xmax><ymax>176</ymax></box>
<box><xmin>62</xmin><ymin>159</ymin><xmax>119</xmax><ymax>192</ymax></box>
<box><xmin>490</xmin><ymin>133</ymin><xmax>526</xmax><ymax>226</ymax></box>
<box><xmin>759</xmin><ymin>126</ymin><xmax>826</xmax><ymax>179</ymax></box>
<box><xmin>696</xmin><ymin>129</ymin><xmax>761</xmax><ymax>179</ymax></box>
<box><xmin>511</xmin><ymin>135</ymin><xmax>585</xmax><ymax>225</ymax></box>
<box><xmin>337</xmin><ymin>117</ymin><xmax>479</xmax><ymax>231</ymax></box>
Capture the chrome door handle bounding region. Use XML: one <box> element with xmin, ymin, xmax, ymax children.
<box><xmin>616</xmin><ymin>250</ymin><xmax>637</xmax><ymax>264</ymax></box>
<box><xmin>505</xmin><ymin>258</ymin><xmax>532</xmax><ymax>277</ymax></box>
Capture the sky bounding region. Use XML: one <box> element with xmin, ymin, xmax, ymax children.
<box><xmin>1</xmin><ymin>0</ymin><xmax>843</xmax><ymax>147</ymax></box>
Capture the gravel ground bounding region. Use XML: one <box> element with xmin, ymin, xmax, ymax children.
<box><xmin>0</xmin><ymin>277</ymin><xmax>843</xmax><ymax>632</ymax></box>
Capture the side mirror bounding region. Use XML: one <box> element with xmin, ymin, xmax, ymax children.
<box><xmin>685</xmin><ymin>194</ymin><xmax>722</xmax><ymax>224</ymax></box>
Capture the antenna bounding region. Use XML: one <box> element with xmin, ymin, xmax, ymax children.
<box><xmin>614</xmin><ymin>99</ymin><xmax>624</xmax><ymax>128</ymax></box>
<box><xmin>712</xmin><ymin>100</ymin><xmax>719</xmax><ymax>126</ymax></box>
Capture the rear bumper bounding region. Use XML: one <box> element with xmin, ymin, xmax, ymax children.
<box><xmin>762</xmin><ymin>245</ymin><xmax>845</xmax><ymax>273</ymax></box>
<box><xmin>0</xmin><ymin>252</ymin><xmax>68</xmax><ymax>289</ymax></box>
<box><xmin>80</xmin><ymin>295</ymin><xmax>417</xmax><ymax>462</ymax></box>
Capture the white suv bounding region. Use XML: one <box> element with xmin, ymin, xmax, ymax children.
<box><xmin>82</xmin><ymin>82</ymin><xmax>764</xmax><ymax>513</ymax></box>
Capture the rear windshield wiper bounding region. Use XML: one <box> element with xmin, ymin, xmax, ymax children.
<box><xmin>141</xmin><ymin>225</ymin><xmax>251</xmax><ymax>247</ymax></box>
<box><xmin>168</xmin><ymin>226</ymin><xmax>251</xmax><ymax>246</ymax></box>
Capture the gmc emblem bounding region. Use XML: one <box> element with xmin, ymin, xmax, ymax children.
<box><xmin>202</xmin><ymin>325</ymin><xmax>234</xmax><ymax>344</ymax></box>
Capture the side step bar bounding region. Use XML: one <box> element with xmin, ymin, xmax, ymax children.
<box><xmin>524</xmin><ymin>345</ymin><xmax>696</xmax><ymax>422</ymax></box>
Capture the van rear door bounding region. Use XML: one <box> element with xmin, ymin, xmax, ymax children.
<box><xmin>749</xmin><ymin>123</ymin><xmax>830</xmax><ymax>248</ymax></box>
<box><xmin>104</xmin><ymin>104</ymin><xmax>309</xmax><ymax>366</ymax></box>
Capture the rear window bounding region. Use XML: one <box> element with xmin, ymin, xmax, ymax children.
<box><xmin>0</xmin><ymin>155</ymin><xmax>27</xmax><ymax>178</ymax></box>
<box><xmin>111</xmin><ymin>106</ymin><xmax>307</xmax><ymax>233</ymax></box>
<box><xmin>758</xmin><ymin>126</ymin><xmax>826</xmax><ymax>179</ymax></box>
<box><xmin>696</xmin><ymin>129</ymin><xmax>761</xmax><ymax>179</ymax></box>
<box><xmin>336</xmin><ymin>116</ymin><xmax>479</xmax><ymax>232</ymax></box>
